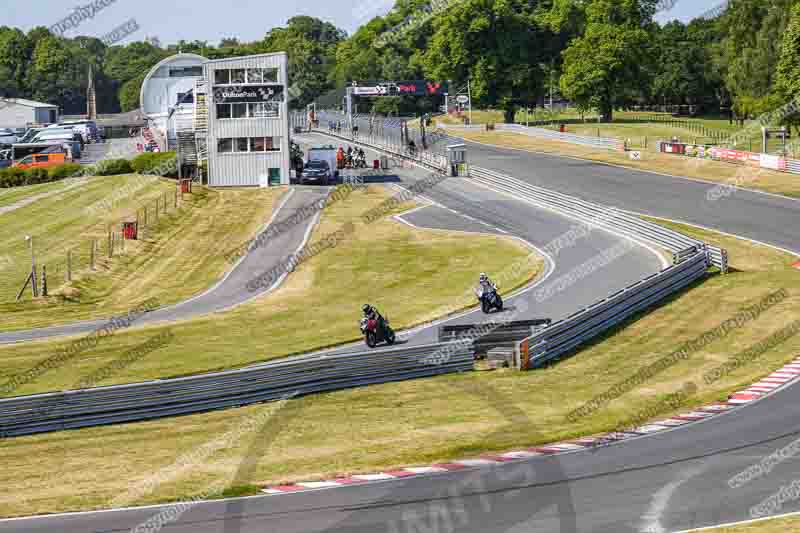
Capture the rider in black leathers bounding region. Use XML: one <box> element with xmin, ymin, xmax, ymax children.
<box><xmin>362</xmin><ymin>304</ymin><xmax>386</xmax><ymax>334</ymax></box>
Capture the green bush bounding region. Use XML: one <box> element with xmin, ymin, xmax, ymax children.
<box><xmin>48</xmin><ymin>163</ymin><xmax>83</xmax><ymax>179</ymax></box>
<box><xmin>0</xmin><ymin>167</ymin><xmax>26</xmax><ymax>188</ymax></box>
<box><xmin>24</xmin><ymin>167</ymin><xmax>50</xmax><ymax>184</ymax></box>
<box><xmin>94</xmin><ymin>158</ymin><xmax>134</xmax><ymax>176</ymax></box>
<box><xmin>131</xmin><ymin>152</ymin><xmax>176</xmax><ymax>176</ymax></box>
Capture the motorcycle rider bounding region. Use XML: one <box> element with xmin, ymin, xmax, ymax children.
<box><xmin>478</xmin><ymin>272</ymin><xmax>497</xmax><ymax>296</ymax></box>
<box><xmin>362</xmin><ymin>304</ymin><xmax>385</xmax><ymax>332</ymax></box>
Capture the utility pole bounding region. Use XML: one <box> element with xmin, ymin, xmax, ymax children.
<box><xmin>467</xmin><ymin>79</ymin><xmax>472</xmax><ymax>125</ymax></box>
<box><xmin>26</xmin><ymin>236</ymin><xmax>38</xmax><ymax>297</ymax></box>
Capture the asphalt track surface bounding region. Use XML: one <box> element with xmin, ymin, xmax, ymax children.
<box><xmin>298</xmin><ymin>132</ymin><xmax>664</xmax><ymax>355</ymax></box>
<box><xmin>3</xmin><ymin>128</ymin><xmax>800</xmax><ymax>532</ymax></box>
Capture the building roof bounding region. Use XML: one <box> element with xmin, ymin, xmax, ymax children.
<box><xmin>0</xmin><ymin>97</ymin><xmax>58</xmax><ymax>109</ymax></box>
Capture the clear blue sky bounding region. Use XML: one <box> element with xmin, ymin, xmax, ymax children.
<box><xmin>4</xmin><ymin>0</ymin><xmax>724</xmax><ymax>45</ymax></box>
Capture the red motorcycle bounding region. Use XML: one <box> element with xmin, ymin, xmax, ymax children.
<box><xmin>359</xmin><ymin>315</ymin><xmax>396</xmax><ymax>348</ymax></box>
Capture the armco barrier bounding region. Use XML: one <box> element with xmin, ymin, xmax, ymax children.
<box><xmin>439</xmin><ymin>320</ymin><xmax>552</xmax><ymax>354</ymax></box>
<box><xmin>469</xmin><ymin>167</ymin><xmax>727</xmax><ymax>271</ymax></box>
<box><xmin>464</xmin><ymin>168</ymin><xmax>725</xmax><ymax>370</ymax></box>
<box><xmin>516</xmin><ymin>253</ymin><xmax>708</xmax><ymax>369</ymax></box>
<box><xmin>0</xmin><ymin>343</ymin><xmax>473</xmax><ymax>438</ymax></box>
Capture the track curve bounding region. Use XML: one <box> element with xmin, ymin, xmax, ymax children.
<box><xmin>2</xmin><ymin>127</ymin><xmax>799</xmax><ymax>532</ymax></box>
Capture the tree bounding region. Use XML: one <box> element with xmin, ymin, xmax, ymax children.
<box><xmin>424</xmin><ymin>0</ymin><xmax>553</xmax><ymax>121</ymax></box>
<box><xmin>714</xmin><ymin>0</ymin><xmax>795</xmax><ymax>116</ymax></box>
<box><xmin>774</xmin><ymin>1</ymin><xmax>800</xmax><ymax>128</ymax></box>
<box><xmin>262</xmin><ymin>17</ymin><xmax>344</xmax><ymax>108</ymax></box>
<box><xmin>557</xmin><ymin>0</ymin><xmax>658</xmax><ymax>122</ymax></box>
<box><xmin>0</xmin><ymin>27</ymin><xmax>31</xmax><ymax>97</ymax></box>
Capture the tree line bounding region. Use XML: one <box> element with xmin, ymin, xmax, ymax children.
<box><xmin>2</xmin><ymin>1</ymin><xmax>800</xmax><ymax>124</ymax></box>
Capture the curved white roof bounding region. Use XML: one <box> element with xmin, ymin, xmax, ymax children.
<box><xmin>140</xmin><ymin>53</ymin><xmax>207</xmax><ymax>118</ymax></box>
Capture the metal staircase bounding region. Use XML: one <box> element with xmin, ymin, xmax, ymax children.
<box><xmin>193</xmin><ymin>80</ymin><xmax>209</xmax><ymax>181</ymax></box>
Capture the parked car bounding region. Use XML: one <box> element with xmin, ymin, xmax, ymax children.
<box><xmin>300</xmin><ymin>159</ymin><xmax>332</xmax><ymax>185</ymax></box>
<box><xmin>31</xmin><ymin>127</ymin><xmax>82</xmax><ymax>147</ymax></box>
<box><xmin>50</xmin><ymin>120</ymin><xmax>101</xmax><ymax>143</ymax></box>
<box><xmin>0</xmin><ymin>128</ymin><xmax>18</xmax><ymax>147</ymax></box>
<box><xmin>0</xmin><ymin>149</ymin><xmax>11</xmax><ymax>169</ymax></box>
<box><xmin>17</xmin><ymin>128</ymin><xmax>44</xmax><ymax>144</ymax></box>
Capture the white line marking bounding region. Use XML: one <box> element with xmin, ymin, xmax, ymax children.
<box><xmin>640</xmin><ymin>465</ymin><xmax>706</xmax><ymax>533</ymax></box>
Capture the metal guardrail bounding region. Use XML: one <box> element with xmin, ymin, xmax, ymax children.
<box><xmin>0</xmin><ymin>343</ymin><xmax>473</xmax><ymax>438</ymax></box>
<box><xmin>672</xmin><ymin>244</ymin><xmax>701</xmax><ymax>264</ymax></box>
<box><xmin>470</xmin><ymin>167</ymin><xmax>723</xmax><ymax>261</ymax></box>
<box><xmin>786</xmin><ymin>158</ymin><xmax>800</xmax><ymax>174</ymax></box>
<box><xmin>466</xmin><ymin>168</ymin><xmax>725</xmax><ymax>370</ymax></box>
<box><xmin>464</xmin><ymin>167</ymin><xmax>726</xmax><ymax>370</ymax></box>
<box><xmin>439</xmin><ymin>320</ymin><xmax>552</xmax><ymax>353</ymax></box>
<box><xmin>516</xmin><ymin>253</ymin><xmax>709</xmax><ymax>369</ymax></box>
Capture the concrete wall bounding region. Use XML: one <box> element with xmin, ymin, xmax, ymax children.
<box><xmin>205</xmin><ymin>53</ymin><xmax>290</xmax><ymax>187</ymax></box>
<box><xmin>0</xmin><ymin>103</ymin><xmax>49</xmax><ymax>128</ymax></box>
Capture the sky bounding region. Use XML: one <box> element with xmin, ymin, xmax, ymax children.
<box><xmin>2</xmin><ymin>0</ymin><xmax>724</xmax><ymax>45</ymax></box>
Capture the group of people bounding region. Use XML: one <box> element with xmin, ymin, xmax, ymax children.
<box><xmin>336</xmin><ymin>145</ymin><xmax>366</xmax><ymax>169</ymax></box>
<box><xmin>327</xmin><ymin>121</ymin><xmax>359</xmax><ymax>138</ymax></box>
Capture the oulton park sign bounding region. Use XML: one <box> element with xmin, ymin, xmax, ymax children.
<box><xmin>214</xmin><ymin>85</ymin><xmax>285</xmax><ymax>103</ymax></box>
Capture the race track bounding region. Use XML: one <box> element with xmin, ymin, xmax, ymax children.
<box><xmin>2</xmin><ymin>127</ymin><xmax>799</xmax><ymax>532</ymax></box>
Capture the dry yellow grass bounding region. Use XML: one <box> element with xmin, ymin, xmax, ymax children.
<box><xmin>0</xmin><ymin>181</ymin><xmax>282</xmax><ymax>330</ymax></box>
<box><xmin>689</xmin><ymin>514</ymin><xmax>800</xmax><ymax>532</ymax></box>
<box><xmin>458</xmin><ymin>130</ymin><xmax>800</xmax><ymax>198</ymax></box>
<box><xmin>0</xmin><ymin>217</ymin><xmax>798</xmax><ymax>518</ymax></box>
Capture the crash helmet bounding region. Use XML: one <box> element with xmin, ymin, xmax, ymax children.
<box><xmin>479</xmin><ymin>273</ymin><xmax>487</xmax><ymax>282</ymax></box>
<box><xmin>362</xmin><ymin>304</ymin><xmax>372</xmax><ymax>314</ymax></box>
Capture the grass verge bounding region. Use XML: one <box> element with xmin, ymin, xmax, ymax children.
<box><xmin>0</xmin><ymin>217</ymin><xmax>798</xmax><ymax>517</ymax></box>
<box><xmin>0</xmin><ymin>184</ymin><xmax>540</xmax><ymax>397</ymax></box>
<box><xmin>457</xmin><ymin>130</ymin><xmax>800</xmax><ymax>198</ymax></box>
<box><xmin>689</xmin><ymin>514</ymin><xmax>800</xmax><ymax>532</ymax></box>
<box><xmin>0</xmin><ymin>176</ymin><xmax>281</xmax><ymax>330</ymax></box>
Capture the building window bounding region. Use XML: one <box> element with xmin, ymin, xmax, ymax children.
<box><xmin>212</xmin><ymin>67</ymin><xmax>280</xmax><ymax>85</ymax></box>
<box><xmin>230</xmin><ymin>69</ymin><xmax>246</xmax><ymax>84</ymax></box>
<box><xmin>214</xmin><ymin>69</ymin><xmax>230</xmax><ymax>85</ymax></box>
<box><xmin>250</xmin><ymin>137</ymin><xmax>265</xmax><ymax>152</ymax></box>
<box><xmin>246</xmin><ymin>68</ymin><xmax>264</xmax><ymax>83</ymax></box>
<box><xmin>232</xmin><ymin>103</ymin><xmax>247</xmax><ymax>119</ymax></box>
<box><xmin>217</xmin><ymin>137</ymin><xmax>281</xmax><ymax>154</ymax></box>
<box><xmin>176</xmin><ymin>91</ymin><xmax>194</xmax><ymax>104</ymax></box>
<box><xmin>216</xmin><ymin>104</ymin><xmax>231</xmax><ymax>119</ymax></box>
<box><xmin>218</xmin><ymin>138</ymin><xmax>233</xmax><ymax>153</ymax></box>
<box><xmin>249</xmin><ymin>102</ymin><xmax>280</xmax><ymax>118</ymax></box>
<box><xmin>215</xmin><ymin>102</ymin><xmax>280</xmax><ymax>119</ymax></box>
<box><xmin>170</xmin><ymin>66</ymin><xmax>203</xmax><ymax>77</ymax></box>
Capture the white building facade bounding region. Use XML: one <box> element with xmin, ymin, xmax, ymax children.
<box><xmin>140</xmin><ymin>52</ymin><xmax>290</xmax><ymax>187</ymax></box>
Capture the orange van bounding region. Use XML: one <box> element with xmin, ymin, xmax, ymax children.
<box><xmin>13</xmin><ymin>152</ymin><xmax>67</xmax><ymax>170</ymax></box>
